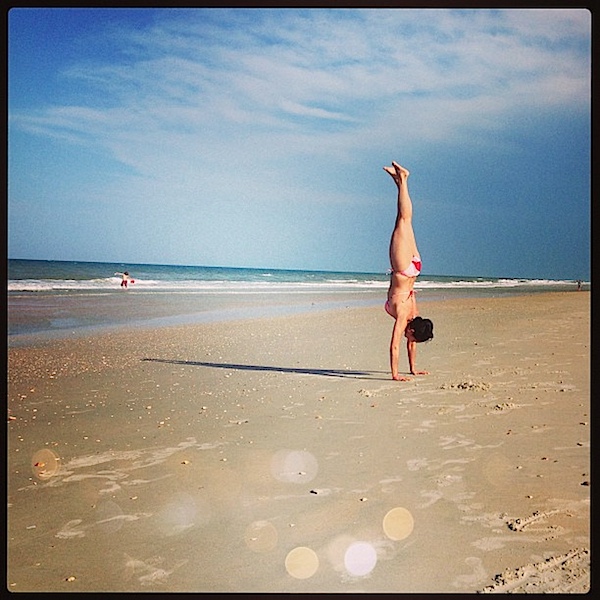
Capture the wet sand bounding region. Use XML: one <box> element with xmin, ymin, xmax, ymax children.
<box><xmin>7</xmin><ymin>292</ymin><xmax>590</xmax><ymax>592</ymax></box>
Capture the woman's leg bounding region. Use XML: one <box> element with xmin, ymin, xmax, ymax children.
<box><xmin>384</xmin><ymin>162</ymin><xmax>418</xmax><ymax>272</ymax></box>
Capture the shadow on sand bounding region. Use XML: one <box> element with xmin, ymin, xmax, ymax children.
<box><xmin>141</xmin><ymin>358</ymin><xmax>389</xmax><ymax>380</ymax></box>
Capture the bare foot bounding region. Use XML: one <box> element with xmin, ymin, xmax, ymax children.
<box><xmin>383</xmin><ymin>165</ymin><xmax>397</xmax><ymax>179</ymax></box>
<box><xmin>392</xmin><ymin>374</ymin><xmax>411</xmax><ymax>382</ymax></box>
<box><xmin>383</xmin><ymin>162</ymin><xmax>409</xmax><ymax>185</ymax></box>
<box><xmin>392</xmin><ymin>161</ymin><xmax>410</xmax><ymax>179</ymax></box>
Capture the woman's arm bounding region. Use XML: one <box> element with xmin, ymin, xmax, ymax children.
<box><xmin>407</xmin><ymin>339</ymin><xmax>429</xmax><ymax>376</ymax></box>
<box><xmin>390</xmin><ymin>315</ymin><xmax>409</xmax><ymax>381</ymax></box>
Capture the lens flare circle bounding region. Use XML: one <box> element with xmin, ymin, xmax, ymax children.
<box><xmin>157</xmin><ymin>492</ymin><xmax>200</xmax><ymax>536</ymax></box>
<box><xmin>31</xmin><ymin>449</ymin><xmax>61</xmax><ymax>480</ymax></box>
<box><xmin>285</xmin><ymin>546</ymin><xmax>319</xmax><ymax>579</ymax></box>
<box><xmin>382</xmin><ymin>507</ymin><xmax>414</xmax><ymax>540</ymax></box>
<box><xmin>344</xmin><ymin>541</ymin><xmax>377</xmax><ymax>577</ymax></box>
<box><xmin>93</xmin><ymin>500</ymin><xmax>125</xmax><ymax>535</ymax></box>
<box><xmin>270</xmin><ymin>449</ymin><xmax>318</xmax><ymax>483</ymax></box>
<box><xmin>244</xmin><ymin>520</ymin><xmax>278</xmax><ymax>552</ymax></box>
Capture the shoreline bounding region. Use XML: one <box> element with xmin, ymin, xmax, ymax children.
<box><xmin>7</xmin><ymin>289</ymin><xmax>384</xmax><ymax>342</ymax></box>
<box><xmin>7</xmin><ymin>286</ymin><xmax>586</xmax><ymax>343</ymax></box>
<box><xmin>7</xmin><ymin>291</ymin><xmax>590</xmax><ymax>592</ymax></box>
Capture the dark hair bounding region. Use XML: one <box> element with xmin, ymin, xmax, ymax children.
<box><xmin>409</xmin><ymin>316</ymin><xmax>434</xmax><ymax>342</ymax></box>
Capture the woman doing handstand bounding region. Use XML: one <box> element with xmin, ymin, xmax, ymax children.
<box><xmin>384</xmin><ymin>161</ymin><xmax>433</xmax><ymax>381</ymax></box>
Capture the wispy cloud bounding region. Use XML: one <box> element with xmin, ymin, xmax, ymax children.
<box><xmin>12</xmin><ymin>9</ymin><xmax>590</xmax><ymax>147</ymax></box>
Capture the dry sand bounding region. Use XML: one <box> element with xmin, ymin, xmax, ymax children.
<box><xmin>6</xmin><ymin>292</ymin><xmax>590</xmax><ymax>593</ymax></box>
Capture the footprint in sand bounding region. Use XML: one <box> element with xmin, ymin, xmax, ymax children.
<box><xmin>124</xmin><ymin>554</ymin><xmax>188</xmax><ymax>586</ymax></box>
<box><xmin>479</xmin><ymin>548</ymin><xmax>590</xmax><ymax>593</ymax></box>
<box><xmin>417</xmin><ymin>490</ymin><xmax>443</xmax><ymax>508</ymax></box>
<box><xmin>452</xmin><ymin>556</ymin><xmax>489</xmax><ymax>589</ymax></box>
<box><xmin>55</xmin><ymin>501</ymin><xmax>152</xmax><ymax>539</ymax></box>
<box><xmin>406</xmin><ymin>458</ymin><xmax>429</xmax><ymax>471</ymax></box>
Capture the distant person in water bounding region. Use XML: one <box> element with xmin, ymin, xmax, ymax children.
<box><xmin>383</xmin><ymin>161</ymin><xmax>434</xmax><ymax>381</ymax></box>
<box><xmin>115</xmin><ymin>271</ymin><xmax>133</xmax><ymax>289</ymax></box>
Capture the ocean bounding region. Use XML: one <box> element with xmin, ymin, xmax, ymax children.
<box><xmin>7</xmin><ymin>259</ymin><xmax>584</xmax><ymax>341</ymax></box>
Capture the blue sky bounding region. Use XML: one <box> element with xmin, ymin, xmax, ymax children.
<box><xmin>8</xmin><ymin>7</ymin><xmax>591</xmax><ymax>279</ymax></box>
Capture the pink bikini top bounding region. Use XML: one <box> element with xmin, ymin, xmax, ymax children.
<box><xmin>399</xmin><ymin>256</ymin><xmax>421</xmax><ymax>278</ymax></box>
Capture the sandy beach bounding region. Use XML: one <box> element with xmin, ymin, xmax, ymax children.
<box><xmin>6</xmin><ymin>291</ymin><xmax>590</xmax><ymax>593</ymax></box>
